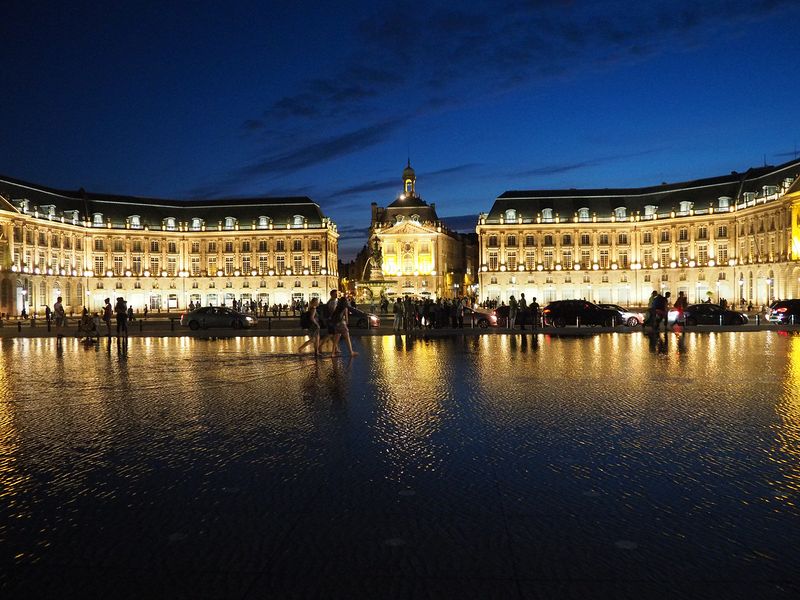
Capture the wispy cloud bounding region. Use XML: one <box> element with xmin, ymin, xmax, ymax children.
<box><xmin>510</xmin><ymin>148</ymin><xmax>665</xmax><ymax>178</ymax></box>
<box><xmin>326</xmin><ymin>163</ymin><xmax>482</xmax><ymax>199</ymax></box>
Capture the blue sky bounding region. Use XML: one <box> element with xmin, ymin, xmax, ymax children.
<box><xmin>1</xmin><ymin>0</ymin><xmax>798</xmax><ymax>258</ymax></box>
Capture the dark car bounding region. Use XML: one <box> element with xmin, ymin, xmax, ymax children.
<box><xmin>463</xmin><ymin>306</ymin><xmax>498</xmax><ymax>328</ymax></box>
<box><xmin>348</xmin><ymin>306</ymin><xmax>380</xmax><ymax>328</ymax></box>
<box><xmin>541</xmin><ymin>300</ymin><xmax>619</xmax><ymax>327</ymax></box>
<box><xmin>766</xmin><ymin>299</ymin><xmax>800</xmax><ymax>324</ymax></box>
<box><xmin>682</xmin><ymin>303</ymin><xmax>748</xmax><ymax>326</ymax></box>
<box><xmin>179</xmin><ymin>306</ymin><xmax>257</xmax><ymax>330</ymax></box>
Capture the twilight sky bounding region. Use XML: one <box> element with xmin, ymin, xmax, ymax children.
<box><xmin>2</xmin><ymin>0</ymin><xmax>798</xmax><ymax>259</ymax></box>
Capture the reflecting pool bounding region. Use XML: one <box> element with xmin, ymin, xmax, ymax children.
<box><xmin>1</xmin><ymin>332</ymin><xmax>800</xmax><ymax>598</ymax></box>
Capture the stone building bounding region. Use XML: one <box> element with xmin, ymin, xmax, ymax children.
<box><xmin>0</xmin><ymin>176</ymin><xmax>339</xmax><ymax>316</ymax></box>
<box><xmin>366</xmin><ymin>162</ymin><xmax>476</xmax><ymax>300</ymax></box>
<box><xmin>476</xmin><ymin>159</ymin><xmax>800</xmax><ymax>307</ymax></box>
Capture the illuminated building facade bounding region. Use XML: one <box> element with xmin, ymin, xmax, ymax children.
<box><xmin>476</xmin><ymin>159</ymin><xmax>800</xmax><ymax>307</ymax></box>
<box><xmin>0</xmin><ymin>176</ymin><xmax>339</xmax><ymax>316</ymax></box>
<box><xmin>368</xmin><ymin>163</ymin><xmax>476</xmax><ymax>299</ymax></box>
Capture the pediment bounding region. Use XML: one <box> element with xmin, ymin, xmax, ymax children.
<box><xmin>380</xmin><ymin>220</ymin><xmax>436</xmax><ymax>236</ymax></box>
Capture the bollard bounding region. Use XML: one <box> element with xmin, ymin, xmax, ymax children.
<box><xmin>576</xmin><ymin>316</ymin><xmax>580</xmax><ymax>327</ymax></box>
<box><xmin>720</xmin><ymin>314</ymin><xmax>723</xmax><ymax>326</ymax></box>
<box><xmin>170</xmin><ymin>318</ymin><xmax>175</xmax><ymax>331</ymax></box>
<box><xmin>756</xmin><ymin>314</ymin><xmax>760</xmax><ymax>326</ymax></box>
<box><xmin>18</xmin><ymin>320</ymin><xmax>22</xmax><ymax>332</ymax></box>
<box><xmin>139</xmin><ymin>320</ymin><xmax>143</xmax><ymax>332</ymax></box>
<box><xmin>31</xmin><ymin>317</ymin><xmax>35</xmax><ymax>328</ymax></box>
<box><xmin>47</xmin><ymin>320</ymin><xmax>51</xmax><ymax>332</ymax></box>
<box><xmin>793</xmin><ymin>314</ymin><xmax>796</xmax><ymax>326</ymax></box>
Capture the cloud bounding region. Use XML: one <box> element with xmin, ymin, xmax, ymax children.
<box><xmin>774</xmin><ymin>150</ymin><xmax>800</xmax><ymax>159</ymax></box>
<box><xmin>440</xmin><ymin>213</ymin><xmax>479</xmax><ymax>232</ymax></box>
<box><xmin>510</xmin><ymin>148</ymin><xmax>665</xmax><ymax>178</ymax></box>
<box><xmin>325</xmin><ymin>163</ymin><xmax>481</xmax><ymax>199</ymax></box>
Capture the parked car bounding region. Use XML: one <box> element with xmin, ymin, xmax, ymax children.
<box><xmin>597</xmin><ymin>303</ymin><xmax>645</xmax><ymax>327</ymax></box>
<box><xmin>180</xmin><ymin>306</ymin><xmax>257</xmax><ymax>330</ymax></box>
<box><xmin>541</xmin><ymin>300</ymin><xmax>619</xmax><ymax>327</ymax></box>
<box><xmin>348</xmin><ymin>306</ymin><xmax>380</xmax><ymax>328</ymax></box>
<box><xmin>463</xmin><ymin>306</ymin><xmax>498</xmax><ymax>328</ymax></box>
<box><xmin>682</xmin><ymin>303</ymin><xmax>748</xmax><ymax>326</ymax></box>
<box><xmin>766</xmin><ymin>299</ymin><xmax>800</xmax><ymax>324</ymax></box>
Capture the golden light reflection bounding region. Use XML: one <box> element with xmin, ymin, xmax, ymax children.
<box><xmin>771</xmin><ymin>335</ymin><xmax>800</xmax><ymax>504</ymax></box>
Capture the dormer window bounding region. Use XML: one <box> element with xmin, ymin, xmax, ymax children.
<box><xmin>67</xmin><ymin>210</ymin><xmax>79</xmax><ymax>224</ymax></box>
<box><xmin>18</xmin><ymin>199</ymin><xmax>30</xmax><ymax>213</ymax></box>
<box><xmin>42</xmin><ymin>205</ymin><xmax>56</xmax><ymax>219</ymax></box>
<box><xmin>93</xmin><ymin>213</ymin><xmax>104</xmax><ymax>227</ymax></box>
<box><xmin>258</xmin><ymin>216</ymin><xmax>269</xmax><ymax>229</ymax></box>
<box><xmin>410</xmin><ymin>214</ymin><xmax>420</xmax><ymax>223</ymax></box>
<box><xmin>505</xmin><ymin>209</ymin><xmax>517</xmax><ymax>222</ymax></box>
<box><xmin>292</xmin><ymin>215</ymin><xmax>304</xmax><ymax>227</ymax></box>
<box><xmin>541</xmin><ymin>208</ymin><xmax>554</xmax><ymax>222</ymax></box>
<box><xmin>743</xmin><ymin>192</ymin><xmax>755</xmax><ymax>203</ymax></box>
<box><xmin>224</xmin><ymin>217</ymin><xmax>237</xmax><ymax>230</ymax></box>
<box><xmin>129</xmin><ymin>215</ymin><xmax>142</xmax><ymax>229</ymax></box>
<box><xmin>578</xmin><ymin>207</ymin><xmax>590</xmax><ymax>222</ymax></box>
<box><xmin>679</xmin><ymin>201</ymin><xmax>693</xmax><ymax>214</ymax></box>
<box><xmin>763</xmin><ymin>185</ymin><xmax>777</xmax><ymax>196</ymax></box>
<box><xmin>614</xmin><ymin>207</ymin><xmax>626</xmax><ymax>220</ymax></box>
<box><xmin>644</xmin><ymin>205</ymin><xmax>657</xmax><ymax>217</ymax></box>
<box><xmin>395</xmin><ymin>215</ymin><xmax>405</xmax><ymax>224</ymax></box>
<box><xmin>191</xmin><ymin>217</ymin><xmax>203</xmax><ymax>231</ymax></box>
<box><xmin>718</xmin><ymin>196</ymin><xmax>731</xmax><ymax>209</ymax></box>
<box><xmin>164</xmin><ymin>217</ymin><xmax>177</xmax><ymax>230</ymax></box>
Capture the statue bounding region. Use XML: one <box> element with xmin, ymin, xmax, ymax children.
<box><xmin>370</xmin><ymin>239</ymin><xmax>383</xmax><ymax>269</ymax></box>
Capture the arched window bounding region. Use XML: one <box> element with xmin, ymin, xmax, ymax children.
<box><xmin>718</xmin><ymin>196</ymin><xmax>731</xmax><ymax>209</ymax></box>
<box><xmin>644</xmin><ymin>205</ymin><xmax>657</xmax><ymax>217</ymax></box>
<box><xmin>164</xmin><ymin>217</ymin><xmax>176</xmax><ymax>230</ymax></box>
<box><xmin>224</xmin><ymin>217</ymin><xmax>236</xmax><ymax>230</ymax></box>
<box><xmin>578</xmin><ymin>208</ymin><xmax>590</xmax><ymax>222</ymax></box>
<box><xmin>258</xmin><ymin>216</ymin><xmax>269</xmax><ymax>229</ymax></box>
<box><xmin>292</xmin><ymin>215</ymin><xmax>304</xmax><ymax>227</ymax></box>
<box><xmin>93</xmin><ymin>213</ymin><xmax>104</xmax><ymax>227</ymax></box>
<box><xmin>191</xmin><ymin>218</ymin><xmax>203</xmax><ymax>231</ymax></box>
<box><xmin>614</xmin><ymin>207</ymin><xmax>626</xmax><ymax>219</ymax></box>
<box><xmin>395</xmin><ymin>215</ymin><xmax>404</xmax><ymax>224</ymax></box>
<box><xmin>541</xmin><ymin>208</ymin><xmax>553</xmax><ymax>222</ymax></box>
<box><xmin>410</xmin><ymin>214</ymin><xmax>420</xmax><ymax>223</ymax></box>
<box><xmin>130</xmin><ymin>215</ymin><xmax>142</xmax><ymax>229</ymax></box>
<box><xmin>679</xmin><ymin>201</ymin><xmax>692</xmax><ymax>214</ymax></box>
<box><xmin>505</xmin><ymin>209</ymin><xmax>517</xmax><ymax>222</ymax></box>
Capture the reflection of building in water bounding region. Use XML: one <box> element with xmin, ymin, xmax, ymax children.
<box><xmin>0</xmin><ymin>176</ymin><xmax>339</xmax><ymax>315</ymax></box>
<box><xmin>477</xmin><ymin>159</ymin><xmax>800</xmax><ymax>306</ymax></box>
<box><xmin>364</xmin><ymin>162</ymin><xmax>478</xmax><ymax>299</ymax></box>
<box><xmin>772</xmin><ymin>335</ymin><xmax>800</xmax><ymax>501</ymax></box>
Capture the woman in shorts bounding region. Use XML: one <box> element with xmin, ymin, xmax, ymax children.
<box><xmin>298</xmin><ymin>297</ymin><xmax>321</xmax><ymax>356</ymax></box>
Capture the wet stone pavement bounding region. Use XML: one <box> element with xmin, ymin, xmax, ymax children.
<box><xmin>1</xmin><ymin>331</ymin><xmax>800</xmax><ymax>599</ymax></box>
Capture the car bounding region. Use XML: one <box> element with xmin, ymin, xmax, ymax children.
<box><xmin>766</xmin><ymin>299</ymin><xmax>800</xmax><ymax>324</ymax></box>
<box><xmin>541</xmin><ymin>300</ymin><xmax>620</xmax><ymax>327</ymax></box>
<box><xmin>597</xmin><ymin>303</ymin><xmax>645</xmax><ymax>327</ymax></box>
<box><xmin>463</xmin><ymin>306</ymin><xmax>498</xmax><ymax>328</ymax></box>
<box><xmin>682</xmin><ymin>303</ymin><xmax>748</xmax><ymax>326</ymax></box>
<box><xmin>180</xmin><ymin>306</ymin><xmax>257</xmax><ymax>330</ymax></box>
<box><xmin>348</xmin><ymin>305</ymin><xmax>380</xmax><ymax>328</ymax></box>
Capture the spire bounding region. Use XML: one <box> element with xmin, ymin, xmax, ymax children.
<box><xmin>402</xmin><ymin>160</ymin><xmax>416</xmax><ymax>197</ymax></box>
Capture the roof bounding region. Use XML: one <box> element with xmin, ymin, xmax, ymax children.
<box><xmin>486</xmin><ymin>159</ymin><xmax>800</xmax><ymax>221</ymax></box>
<box><xmin>0</xmin><ymin>175</ymin><xmax>331</xmax><ymax>229</ymax></box>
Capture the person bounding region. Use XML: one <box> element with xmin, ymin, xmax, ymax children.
<box><xmin>53</xmin><ymin>296</ymin><xmax>66</xmax><ymax>339</ymax></box>
<box><xmin>45</xmin><ymin>305</ymin><xmax>52</xmax><ymax>325</ymax></box>
<box><xmin>102</xmin><ymin>298</ymin><xmax>113</xmax><ymax>336</ymax></box>
<box><xmin>143</xmin><ymin>305</ymin><xmax>149</xmax><ymax>319</ymax></box>
<box><xmin>673</xmin><ymin>291</ymin><xmax>688</xmax><ymax>324</ymax></box>
<box><xmin>127</xmin><ymin>305</ymin><xmax>134</xmax><ymax>323</ymax></box>
<box><xmin>529</xmin><ymin>297</ymin><xmax>540</xmax><ymax>329</ymax></box>
<box><xmin>21</xmin><ymin>307</ymin><xmax>27</xmax><ymax>320</ymax></box>
<box><xmin>518</xmin><ymin>293</ymin><xmax>527</xmax><ymax>330</ymax></box>
<box><xmin>114</xmin><ymin>297</ymin><xmax>128</xmax><ymax>338</ymax></box>
<box><xmin>651</xmin><ymin>291</ymin><xmax>668</xmax><ymax>330</ymax></box>
<box><xmin>330</xmin><ymin>296</ymin><xmax>358</xmax><ymax>356</ymax></box>
<box><xmin>392</xmin><ymin>298</ymin><xmax>402</xmax><ymax>332</ymax></box>
<box><xmin>297</xmin><ymin>297</ymin><xmax>321</xmax><ymax>356</ymax></box>
<box><xmin>508</xmin><ymin>295</ymin><xmax>518</xmax><ymax>329</ymax></box>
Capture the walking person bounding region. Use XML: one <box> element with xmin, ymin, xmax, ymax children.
<box><xmin>330</xmin><ymin>296</ymin><xmax>358</xmax><ymax>357</ymax></box>
<box><xmin>508</xmin><ymin>295</ymin><xmax>518</xmax><ymax>329</ymax></box>
<box><xmin>392</xmin><ymin>298</ymin><xmax>402</xmax><ymax>332</ymax></box>
<box><xmin>53</xmin><ymin>296</ymin><xmax>66</xmax><ymax>339</ymax></box>
<box><xmin>529</xmin><ymin>297</ymin><xmax>540</xmax><ymax>329</ymax></box>
<box><xmin>297</xmin><ymin>297</ymin><xmax>321</xmax><ymax>356</ymax></box>
<box><xmin>114</xmin><ymin>296</ymin><xmax>128</xmax><ymax>338</ymax></box>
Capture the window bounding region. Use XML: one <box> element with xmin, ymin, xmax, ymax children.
<box><xmin>679</xmin><ymin>245</ymin><xmax>688</xmax><ymax>264</ymax></box>
<box><xmin>578</xmin><ymin>233</ymin><xmax>589</xmax><ymax>246</ymax></box>
<box><xmin>258</xmin><ymin>216</ymin><xmax>269</xmax><ymax>229</ymax></box>
<box><xmin>698</xmin><ymin>244</ymin><xmax>708</xmax><ymax>264</ymax></box>
<box><xmin>679</xmin><ymin>201</ymin><xmax>693</xmax><ymax>214</ymax></box>
<box><xmin>276</xmin><ymin>255</ymin><xmax>285</xmax><ymax>273</ymax></box>
<box><xmin>581</xmin><ymin>250</ymin><xmax>591</xmax><ymax>270</ymax></box>
<box><xmin>113</xmin><ymin>256</ymin><xmax>124</xmax><ymax>276</ymax></box>
<box><xmin>208</xmin><ymin>256</ymin><xmax>217</xmax><ymax>273</ymax></box>
<box><xmin>578</xmin><ymin>207</ymin><xmax>590</xmax><ymax>222</ymax></box>
<box><xmin>293</xmin><ymin>239</ymin><xmax>302</xmax><ymax>252</ymax></box>
<box><xmin>506</xmin><ymin>235</ymin><xmax>517</xmax><ymax>247</ymax></box>
<box><xmin>617</xmin><ymin>232</ymin><xmax>628</xmax><ymax>245</ymax></box>
<box><xmin>488</xmin><ymin>235</ymin><xmax>499</xmax><ymax>248</ymax></box>
<box><xmin>293</xmin><ymin>215</ymin><xmax>304</xmax><ymax>227</ymax></box>
<box><xmin>642</xmin><ymin>231</ymin><xmax>652</xmax><ymax>244</ymax></box>
<box><xmin>168</xmin><ymin>242</ymin><xmax>177</xmax><ymax>253</ymax></box>
<box><xmin>507</xmin><ymin>251</ymin><xmax>517</xmax><ymax>271</ymax></box>
<box><xmin>562</xmin><ymin>250</ymin><xmax>573</xmax><ymax>269</ymax></box>
<box><xmin>614</xmin><ymin>206</ymin><xmax>626</xmax><ymax>220</ymax></box>
<box><xmin>94</xmin><ymin>256</ymin><xmax>104</xmax><ymax>274</ymax></box>
<box><xmin>93</xmin><ymin>213</ymin><xmax>104</xmax><ymax>226</ymax></box>
<box><xmin>660</xmin><ymin>247</ymin><xmax>670</xmax><ymax>266</ymax></box>
<box><xmin>242</xmin><ymin>256</ymin><xmax>251</xmax><ymax>272</ymax></box>
<box><xmin>191</xmin><ymin>241</ymin><xmax>200</xmax><ymax>253</ymax></box>
<box><xmin>259</xmin><ymin>240</ymin><xmax>269</xmax><ymax>252</ymax></box>
<box><xmin>543</xmin><ymin>250</ymin><xmax>554</xmax><ymax>269</ymax></box>
<box><xmin>618</xmin><ymin>251</ymin><xmax>628</xmax><ymax>268</ymax></box>
<box><xmin>488</xmin><ymin>251</ymin><xmax>498</xmax><ymax>270</ymax></box>
<box><xmin>525</xmin><ymin>250</ymin><xmax>536</xmax><ymax>270</ymax></box>
<box><xmin>717</xmin><ymin>244</ymin><xmax>728</xmax><ymax>263</ymax></box>
<box><xmin>599</xmin><ymin>233</ymin><xmax>609</xmax><ymax>245</ymax></box>
<box><xmin>259</xmin><ymin>255</ymin><xmax>269</xmax><ymax>273</ymax></box>
<box><xmin>311</xmin><ymin>255</ymin><xmax>320</xmax><ymax>274</ymax></box>
<box><xmin>167</xmin><ymin>258</ymin><xmax>176</xmax><ymax>276</ymax></box>
<box><xmin>94</xmin><ymin>239</ymin><xmax>104</xmax><ymax>251</ymax></box>
<box><xmin>293</xmin><ymin>255</ymin><xmax>303</xmax><ymax>273</ymax></box>
<box><xmin>38</xmin><ymin>232</ymin><xmax>46</xmax><ymax>246</ymax></box>
<box><xmin>644</xmin><ymin>205</ymin><xmax>657</xmax><ymax>217</ymax></box>
<box><xmin>191</xmin><ymin>218</ymin><xmax>203</xmax><ymax>230</ymax></box>
<box><xmin>164</xmin><ymin>217</ymin><xmax>176</xmax><ymax>230</ymax></box>
<box><xmin>132</xmin><ymin>240</ymin><xmax>142</xmax><ymax>252</ymax></box>
<box><xmin>562</xmin><ymin>234</ymin><xmax>572</xmax><ymax>246</ymax></box>
<box><xmin>225</xmin><ymin>257</ymin><xmax>234</xmax><ymax>274</ymax></box>
<box><xmin>132</xmin><ymin>256</ymin><xmax>142</xmax><ymax>274</ymax></box>
<box><xmin>660</xmin><ymin>230</ymin><xmax>670</xmax><ymax>243</ymax></box>
<box><xmin>208</xmin><ymin>241</ymin><xmax>217</xmax><ymax>252</ymax></box>
<box><xmin>311</xmin><ymin>239</ymin><xmax>321</xmax><ymax>251</ymax></box>
<box><xmin>191</xmin><ymin>257</ymin><xmax>200</xmax><ymax>276</ymax></box>
<box><xmin>599</xmin><ymin>250</ymin><xmax>609</xmax><ymax>269</ymax></box>
<box><xmin>541</xmin><ymin>208</ymin><xmax>553</xmax><ymax>222</ymax></box>
<box><xmin>504</xmin><ymin>209</ymin><xmax>517</xmax><ymax>222</ymax></box>
<box><xmin>242</xmin><ymin>241</ymin><xmax>251</xmax><ymax>252</ymax></box>
<box><xmin>697</xmin><ymin>226</ymin><xmax>708</xmax><ymax>240</ymax></box>
<box><xmin>718</xmin><ymin>196</ymin><xmax>731</xmax><ymax>209</ymax></box>
<box><xmin>643</xmin><ymin>250</ymin><xmax>653</xmax><ymax>268</ymax></box>
<box><xmin>524</xmin><ymin>235</ymin><xmax>535</xmax><ymax>247</ymax></box>
<box><xmin>543</xmin><ymin>234</ymin><xmax>554</xmax><ymax>246</ymax></box>
<box><xmin>150</xmin><ymin>240</ymin><xmax>160</xmax><ymax>253</ymax></box>
<box><xmin>276</xmin><ymin>240</ymin><xmax>285</xmax><ymax>252</ymax></box>
<box><xmin>224</xmin><ymin>217</ymin><xmax>236</xmax><ymax>230</ymax></box>
<box><xmin>113</xmin><ymin>239</ymin><xmax>124</xmax><ymax>252</ymax></box>
<box><xmin>150</xmin><ymin>257</ymin><xmax>160</xmax><ymax>274</ymax></box>
<box><xmin>717</xmin><ymin>225</ymin><xmax>728</xmax><ymax>238</ymax></box>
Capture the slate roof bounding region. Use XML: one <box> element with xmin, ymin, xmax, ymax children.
<box><xmin>486</xmin><ymin>159</ymin><xmax>800</xmax><ymax>222</ymax></box>
<box><xmin>0</xmin><ymin>175</ymin><xmax>330</xmax><ymax>228</ymax></box>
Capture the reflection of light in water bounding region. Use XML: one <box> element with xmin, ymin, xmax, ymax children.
<box><xmin>771</xmin><ymin>335</ymin><xmax>800</xmax><ymax>504</ymax></box>
<box><xmin>375</xmin><ymin>336</ymin><xmax>447</xmax><ymax>480</ymax></box>
<box><xmin>0</xmin><ymin>351</ymin><xmax>31</xmax><ymax>504</ymax></box>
